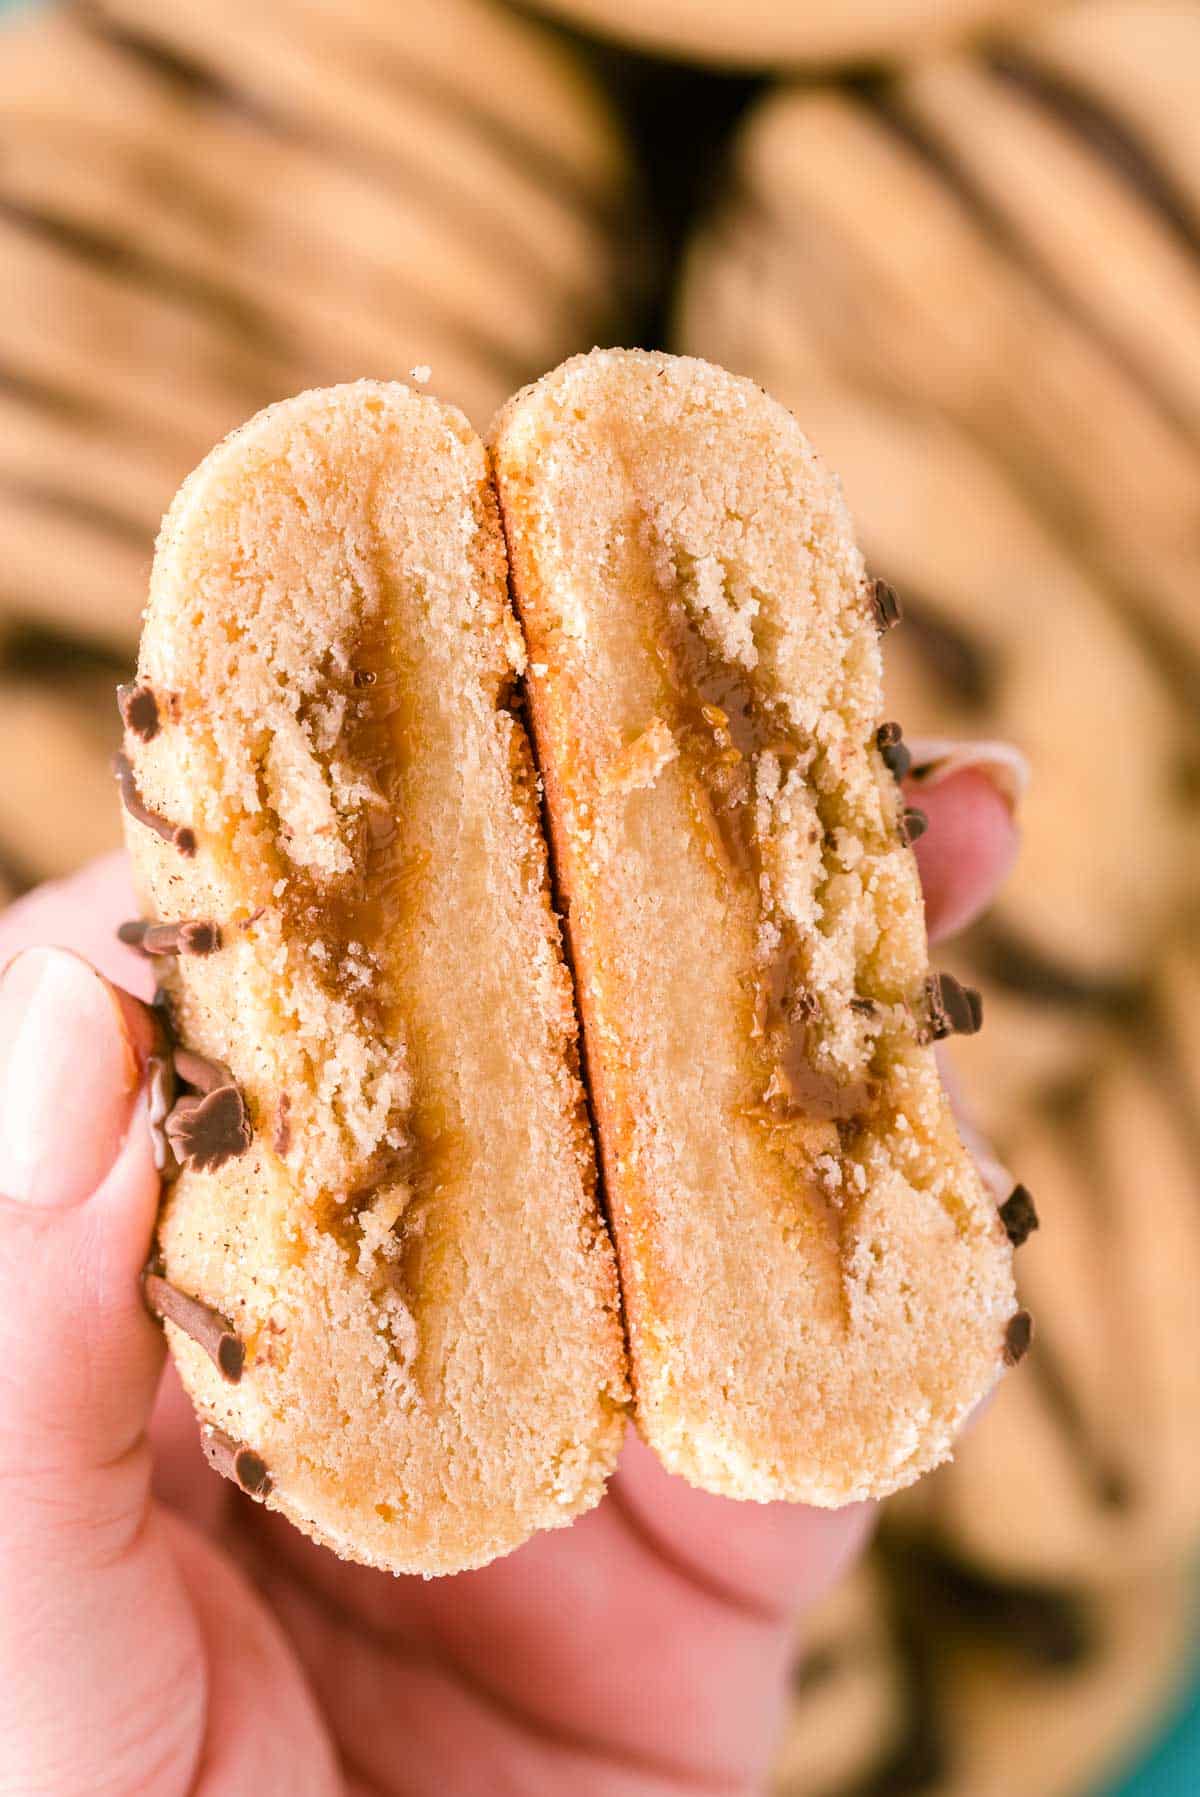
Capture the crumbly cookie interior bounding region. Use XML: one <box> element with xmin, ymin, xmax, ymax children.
<box><xmin>492</xmin><ymin>349</ymin><xmax>1015</xmax><ymax>1503</ymax></box>
<box><xmin>129</xmin><ymin>383</ymin><xmax>625</xmax><ymax>1572</ymax></box>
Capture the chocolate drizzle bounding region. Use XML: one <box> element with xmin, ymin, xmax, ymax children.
<box><xmin>114</xmin><ymin>751</ymin><xmax>196</xmax><ymax>855</ymax></box>
<box><xmin>118</xmin><ymin>918</ymin><xmax>222</xmax><ymax>957</ymax></box>
<box><xmin>117</xmin><ymin>681</ymin><xmax>160</xmax><ymax>741</ymax></box>
<box><xmin>143</xmin><ymin>1270</ymin><xmax>244</xmax><ymax>1382</ymax></box>
<box><xmin>201</xmin><ymin>1425</ymin><xmax>272</xmax><ymax>1498</ymax></box>
<box><xmin>988</xmin><ymin>48</ymin><xmax>1200</xmax><ymax>265</ymax></box>
<box><xmin>999</xmin><ymin>1183</ymin><xmax>1039</xmax><ymax>1248</ymax></box>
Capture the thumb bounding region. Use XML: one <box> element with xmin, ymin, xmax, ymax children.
<box><xmin>0</xmin><ymin>947</ymin><xmax>204</xmax><ymax>1794</ymax></box>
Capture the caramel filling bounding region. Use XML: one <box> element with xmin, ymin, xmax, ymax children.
<box><xmin>654</xmin><ymin>601</ymin><xmax>875</xmax><ymax>1127</ymax></box>
<box><xmin>272</xmin><ymin>614</ymin><xmax>465</xmax><ymax>1313</ymax></box>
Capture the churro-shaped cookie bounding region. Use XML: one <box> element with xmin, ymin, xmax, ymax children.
<box><xmin>120</xmin><ymin>382</ymin><xmax>627</xmax><ymax>1574</ymax></box>
<box><xmin>491</xmin><ymin>349</ymin><xmax>1019</xmax><ymax>1504</ymax></box>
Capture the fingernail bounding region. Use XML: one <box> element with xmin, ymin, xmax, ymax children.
<box><xmin>0</xmin><ymin>948</ymin><xmax>141</xmax><ymax>1208</ymax></box>
<box><xmin>905</xmin><ymin>738</ymin><xmax>1030</xmax><ymax>814</ymax></box>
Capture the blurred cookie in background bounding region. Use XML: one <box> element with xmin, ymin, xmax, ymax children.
<box><xmin>893</xmin><ymin>1042</ymin><xmax>1200</xmax><ymax>1585</ymax></box>
<box><xmin>678</xmin><ymin>0</ymin><xmax>1200</xmax><ymax>715</ymax></box>
<box><xmin>0</xmin><ymin>0</ymin><xmax>637</xmax><ymax>888</ymax></box>
<box><xmin>776</xmin><ymin>1547</ymin><xmax>1195</xmax><ymax>1796</ymax></box>
<box><xmin>0</xmin><ymin>0</ymin><xmax>636</xmax><ymax>654</ymax></box>
<box><xmin>0</xmin><ymin>639</ymin><xmax>124</xmax><ymax>888</ymax></box>
<box><xmin>518</xmin><ymin>0</ymin><xmax>1064</xmax><ymax>72</ymax></box>
<box><xmin>679</xmin><ymin>0</ymin><xmax>1200</xmax><ymax>1605</ymax></box>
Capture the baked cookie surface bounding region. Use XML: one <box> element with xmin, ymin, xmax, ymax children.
<box><xmin>520</xmin><ymin>0</ymin><xmax>1063</xmax><ymax>71</ymax></box>
<box><xmin>120</xmin><ymin>382</ymin><xmax>627</xmax><ymax>1574</ymax></box>
<box><xmin>492</xmin><ymin>348</ymin><xmax>1019</xmax><ymax>1506</ymax></box>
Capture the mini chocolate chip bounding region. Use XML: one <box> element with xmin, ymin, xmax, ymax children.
<box><xmin>114</xmin><ymin>752</ymin><xmax>195</xmax><ymax>855</ymax></box>
<box><xmin>926</xmin><ymin>972</ymin><xmax>984</xmax><ymax>1039</ymax></box>
<box><xmin>871</xmin><ymin>578</ymin><xmax>903</xmax><ymax>632</ymax></box>
<box><xmin>143</xmin><ymin>1271</ymin><xmax>244</xmax><ymax>1382</ymax></box>
<box><xmin>118</xmin><ymin>919</ymin><xmax>222</xmax><ymax>957</ymax></box>
<box><xmin>1003</xmin><ymin>1309</ymin><xmax>1034</xmax><ymax>1366</ymax></box>
<box><xmin>900</xmin><ymin>806</ymin><xmax>928</xmax><ymax>844</ymax></box>
<box><xmin>117</xmin><ymin>682</ymin><xmax>160</xmax><ymax>742</ymax></box>
<box><xmin>877</xmin><ymin>721</ymin><xmax>903</xmax><ymax>747</ymax></box>
<box><xmin>882</xmin><ymin>740</ymin><xmax>913</xmax><ymax>780</ymax></box>
<box><xmin>999</xmin><ymin>1183</ymin><xmax>1039</xmax><ymax>1248</ymax></box>
<box><xmin>166</xmin><ymin>1086</ymin><xmax>252</xmax><ymax>1173</ymax></box>
<box><xmin>202</xmin><ymin>1425</ymin><xmax>273</xmax><ymax>1497</ymax></box>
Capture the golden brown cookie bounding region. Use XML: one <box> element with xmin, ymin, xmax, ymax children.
<box><xmin>120</xmin><ymin>382</ymin><xmax>627</xmax><ymax>1574</ymax></box>
<box><xmin>680</xmin><ymin>150</ymin><xmax>1197</xmax><ymax>991</ymax></box>
<box><xmin>0</xmin><ymin>0</ymin><xmax>634</xmax><ymax>651</ymax></box>
<box><xmin>0</xmin><ymin>666</ymin><xmax>125</xmax><ymax>884</ymax></box>
<box><xmin>520</xmin><ymin>0</ymin><xmax>1064</xmax><ymax>72</ymax></box>
<box><xmin>774</xmin><ymin>1547</ymin><xmax>1194</xmax><ymax>1797</ymax></box>
<box><xmin>893</xmin><ymin>1030</ymin><xmax>1200</xmax><ymax>1584</ymax></box>
<box><xmin>492</xmin><ymin>348</ymin><xmax>1019</xmax><ymax>1506</ymax></box>
<box><xmin>679</xmin><ymin>6</ymin><xmax>1200</xmax><ymax>709</ymax></box>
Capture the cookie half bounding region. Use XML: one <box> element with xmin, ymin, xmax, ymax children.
<box><xmin>120</xmin><ymin>382</ymin><xmax>627</xmax><ymax>1574</ymax></box>
<box><xmin>491</xmin><ymin>349</ymin><xmax>1018</xmax><ymax>1505</ymax></box>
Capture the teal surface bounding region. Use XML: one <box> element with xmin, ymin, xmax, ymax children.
<box><xmin>1101</xmin><ymin>1667</ymin><xmax>1200</xmax><ymax>1795</ymax></box>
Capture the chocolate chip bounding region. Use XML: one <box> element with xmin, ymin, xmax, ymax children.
<box><xmin>352</xmin><ymin>669</ymin><xmax>378</xmax><ymax>688</ymax></box>
<box><xmin>166</xmin><ymin>1086</ymin><xmax>252</xmax><ymax>1173</ymax></box>
<box><xmin>114</xmin><ymin>752</ymin><xmax>195</xmax><ymax>855</ymax></box>
<box><xmin>117</xmin><ymin>682</ymin><xmax>160</xmax><ymax>742</ymax></box>
<box><xmin>876</xmin><ymin>723</ymin><xmax>912</xmax><ymax>780</ymax></box>
<box><xmin>201</xmin><ymin>1425</ymin><xmax>273</xmax><ymax>1498</ymax></box>
<box><xmin>925</xmin><ymin>972</ymin><xmax>984</xmax><ymax>1039</ymax></box>
<box><xmin>900</xmin><ymin>806</ymin><xmax>928</xmax><ymax>844</ymax></box>
<box><xmin>850</xmin><ymin>996</ymin><xmax>878</xmax><ymax>1015</ymax></box>
<box><xmin>273</xmin><ymin>1093</ymin><xmax>292</xmax><ymax>1156</ymax></box>
<box><xmin>871</xmin><ymin>577</ymin><xmax>903</xmax><ymax>632</ymax></box>
<box><xmin>1003</xmin><ymin>1309</ymin><xmax>1034</xmax><ymax>1366</ymax></box>
<box><xmin>118</xmin><ymin>919</ymin><xmax>222</xmax><ymax>957</ymax></box>
<box><xmin>143</xmin><ymin>1270</ymin><xmax>244</xmax><ymax>1382</ymax></box>
<box><xmin>999</xmin><ymin>1183</ymin><xmax>1039</xmax><ymax>1248</ymax></box>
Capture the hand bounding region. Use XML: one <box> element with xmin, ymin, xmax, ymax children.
<box><xmin>0</xmin><ymin>748</ymin><xmax>1019</xmax><ymax>1796</ymax></box>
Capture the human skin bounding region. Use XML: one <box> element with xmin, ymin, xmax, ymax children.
<box><xmin>0</xmin><ymin>757</ymin><xmax>1018</xmax><ymax>1797</ymax></box>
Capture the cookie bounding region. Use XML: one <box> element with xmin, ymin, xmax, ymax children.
<box><xmin>120</xmin><ymin>382</ymin><xmax>627</xmax><ymax>1574</ymax></box>
<box><xmin>519</xmin><ymin>0</ymin><xmax>1063</xmax><ymax>72</ymax></box>
<box><xmin>892</xmin><ymin>1032</ymin><xmax>1200</xmax><ymax>1584</ymax></box>
<box><xmin>775</xmin><ymin>1546</ymin><xmax>1193</xmax><ymax>1796</ymax></box>
<box><xmin>0</xmin><ymin>666</ymin><xmax>125</xmax><ymax>884</ymax></box>
<box><xmin>0</xmin><ymin>0</ymin><xmax>633</xmax><ymax>651</ymax></box>
<box><xmin>491</xmin><ymin>348</ymin><xmax>1019</xmax><ymax>1506</ymax></box>
<box><xmin>678</xmin><ymin>8</ymin><xmax>1200</xmax><ymax>711</ymax></box>
<box><xmin>773</xmin><ymin>1562</ymin><xmax>912</xmax><ymax>1797</ymax></box>
<box><xmin>679</xmin><ymin>146</ymin><xmax>1197</xmax><ymax>990</ymax></box>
